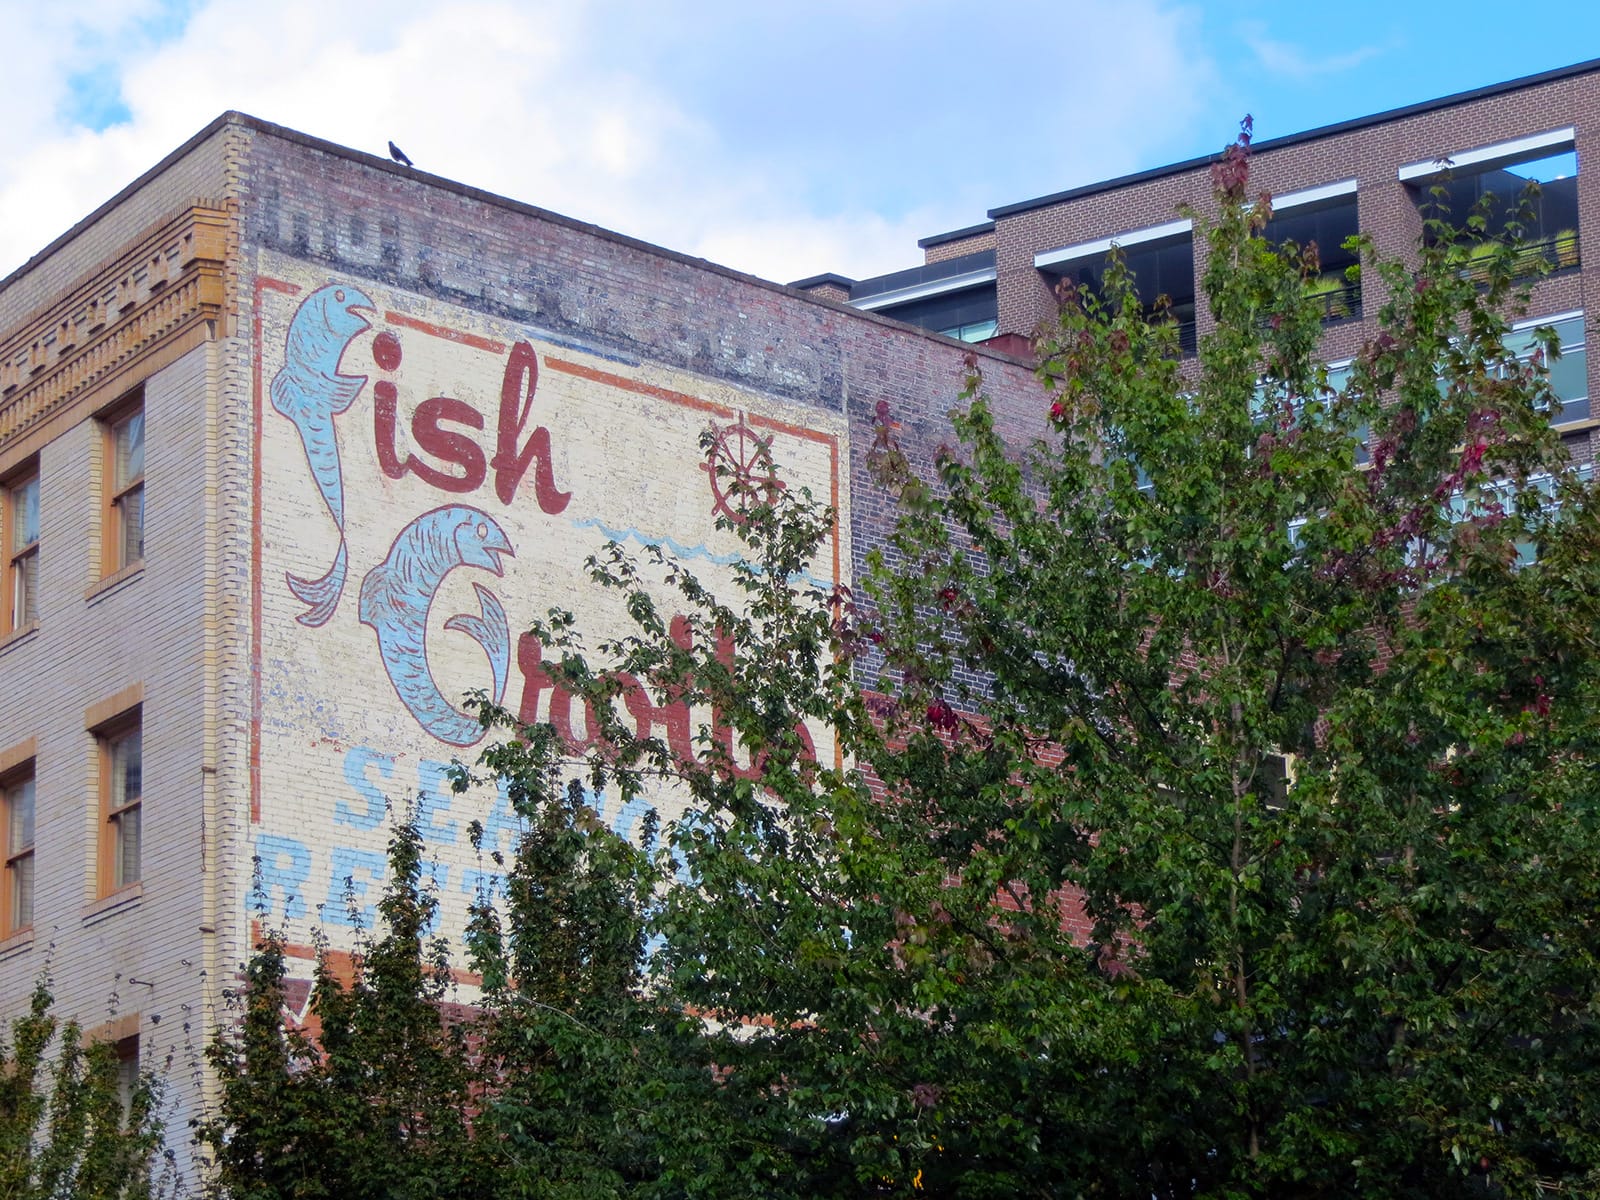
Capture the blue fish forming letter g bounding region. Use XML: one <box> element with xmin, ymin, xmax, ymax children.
<box><xmin>359</xmin><ymin>505</ymin><xmax>515</xmax><ymax>747</ymax></box>
<box><xmin>271</xmin><ymin>283</ymin><xmax>375</xmax><ymax>626</ymax></box>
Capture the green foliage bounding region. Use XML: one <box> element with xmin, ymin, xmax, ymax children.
<box><xmin>200</xmin><ymin>819</ymin><xmax>487</xmax><ymax>1200</ymax></box>
<box><xmin>854</xmin><ymin>126</ymin><xmax>1600</xmax><ymax>1196</ymax></box>
<box><xmin>204</xmin><ymin>789</ymin><xmax>685</xmax><ymax>1199</ymax></box>
<box><xmin>0</xmin><ymin>982</ymin><xmax>164</xmax><ymax>1200</ymax></box>
<box><xmin>211</xmin><ymin>126</ymin><xmax>1600</xmax><ymax>1198</ymax></box>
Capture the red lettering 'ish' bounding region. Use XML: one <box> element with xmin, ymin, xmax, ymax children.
<box><xmin>373</xmin><ymin>338</ymin><xmax>571</xmax><ymax>513</ymax></box>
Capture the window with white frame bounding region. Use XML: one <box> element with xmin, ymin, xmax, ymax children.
<box><xmin>1503</xmin><ymin>313</ymin><xmax>1587</xmax><ymax>425</ymax></box>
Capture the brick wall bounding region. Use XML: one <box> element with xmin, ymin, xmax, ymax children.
<box><xmin>992</xmin><ymin>67</ymin><xmax>1600</xmax><ymax>461</ymax></box>
<box><xmin>225</xmin><ymin>118</ymin><xmax>1054</xmax><ymax>968</ymax></box>
<box><xmin>924</xmin><ymin>228</ymin><xmax>996</xmax><ymax>265</ymax></box>
<box><xmin>793</xmin><ymin>280</ymin><xmax>853</xmax><ymax>303</ymax></box>
<box><xmin>235</xmin><ymin>121</ymin><xmax>1046</xmax><ymax>625</ymax></box>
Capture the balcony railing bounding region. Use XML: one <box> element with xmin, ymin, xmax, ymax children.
<box><xmin>1306</xmin><ymin>274</ymin><xmax>1362</xmax><ymax>322</ymax></box>
<box><xmin>1458</xmin><ymin>230</ymin><xmax>1580</xmax><ymax>282</ymax></box>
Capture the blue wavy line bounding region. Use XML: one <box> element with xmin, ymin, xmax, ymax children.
<box><xmin>570</xmin><ymin>517</ymin><xmax>833</xmax><ymax>590</ymax></box>
<box><xmin>572</xmin><ymin>517</ymin><xmax>748</xmax><ymax>567</ymax></box>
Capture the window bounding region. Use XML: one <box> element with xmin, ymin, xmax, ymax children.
<box><xmin>1262</xmin><ymin>185</ymin><xmax>1362</xmax><ymax>322</ymax></box>
<box><xmin>2</xmin><ymin>468</ymin><xmax>38</xmax><ymax>632</ymax></box>
<box><xmin>1037</xmin><ymin>220</ymin><xmax>1199</xmax><ymax>355</ymax></box>
<box><xmin>938</xmin><ymin>318</ymin><xmax>999</xmax><ymax>343</ymax></box>
<box><xmin>2</xmin><ymin>766</ymin><xmax>33</xmax><ymax>935</ymax></box>
<box><xmin>114</xmin><ymin>1034</ymin><xmax>140</xmax><ymax>1115</ymax></box>
<box><xmin>1504</xmin><ymin>313</ymin><xmax>1588</xmax><ymax>425</ymax></box>
<box><xmin>98</xmin><ymin>720</ymin><xmax>141</xmax><ymax>893</ymax></box>
<box><xmin>1259</xmin><ymin>751</ymin><xmax>1296</xmax><ymax>811</ymax></box>
<box><xmin>86</xmin><ymin>1015</ymin><xmax>141</xmax><ymax>1116</ymax></box>
<box><xmin>1403</xmin><ymin>132</ymin><xmax>1581</xmax><ymax>278</ymax></box>
<box><xmin>105</xmin><ymin>403</ymin><xmax>144</xmax><ymax>572</ymax></box>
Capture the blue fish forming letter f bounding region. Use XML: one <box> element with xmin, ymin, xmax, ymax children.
<box><xmin>271</xmin><ymin>283</ymin><xmax>375</xmax><ymax>626</ymax></box>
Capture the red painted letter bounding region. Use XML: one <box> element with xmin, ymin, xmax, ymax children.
<box><xmin>409</xmin><ymin>396</ymin><xmax>487</xmax><ymax>493</ymax></box>
<box><xmin>493</xmin><ymin>342</ymin><xmax>571</xmax><ymax>513</ymax></box>
<box><xmin>373</xmin><ymin>381</ymin><xmax>408</xmax><ymax>480</ymax></box>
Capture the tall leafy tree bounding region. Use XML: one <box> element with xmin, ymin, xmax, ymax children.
<box><xmin>1</xmin><ymin>982</ymin><xmax>166</xmax><ymax>1200</ymax></box>
<box><xmin>848</xmin><ymin>125</ymin><xmax>1600</xmax><ymax>1195</ymax></box>
<box><xmin>201</xmin><ymin>820</ymin><xmax>487</xmax><ymax>1200</ymax></box>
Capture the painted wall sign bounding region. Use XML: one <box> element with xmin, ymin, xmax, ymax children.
<box><xmin>251</xmin><ymin>253</ymin><xmax>848</xmax><ymax>954</ymax></box>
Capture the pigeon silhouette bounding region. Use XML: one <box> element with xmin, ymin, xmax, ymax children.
<box><xmin>388</xmin><ymin>140</ymin><xmax>413</xmax><ymax>167</ymax></box>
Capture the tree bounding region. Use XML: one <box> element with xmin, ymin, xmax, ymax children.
<box><xmin>200</xmin><ymin>819</ymin><xmax>487</xmax><ymax>1200</ymax></box>
<box><xmin>210</xmin><ymin>124</ymin><xmax>1600</xmax><ymax>1198</ymax></box>
<box><xmin>844</xmin><ymin>125</ymin><xmax>1600</xmax><ymax>1195</ymax></box>
<box><xmin>1</xmin><ymin>981</ymin><xmax>167</xmax><ymax>1199</ymax></box>
<box><xmin>536</xmin><ymin>122</ymin><xmax>1600</xmax><ymax>1195</ymax></box>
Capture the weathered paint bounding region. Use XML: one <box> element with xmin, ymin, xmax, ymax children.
<box><xmin>251</xmin><ymin>252</ymin><xmax>849</xmax><ymax>950</ymax></box>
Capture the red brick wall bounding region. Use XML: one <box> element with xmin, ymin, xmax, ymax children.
<box><xmin>924</xmin><ymin>229</ymin><xmax>996</xmax><ymax>265</ymax></box>
<box><xmin>993</xmin><ymin>67</ymin><xmax>1600</xmax><ymax>460</ymax></box>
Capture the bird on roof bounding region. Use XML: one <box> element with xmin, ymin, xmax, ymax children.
<box><xmin>388</xmin><ymin>140</ymin><xmax>413</xmax><ymax>167</ymax></box>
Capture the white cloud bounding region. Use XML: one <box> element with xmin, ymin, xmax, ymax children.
<box><xmin>1241</xmin><ymin>21</ymin><xmax>1388</xmax><ymax>79</ymax></box>
<box><xmin>0</xmin><ymin>0</ymin><xmax>1218</xmax><ymax>286</ymax></box>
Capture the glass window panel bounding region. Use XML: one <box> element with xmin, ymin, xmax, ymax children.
<box><xmin>7</xmin><ymin>778</ymin><xmax>31</xmax><ymax>852</ymax></box>
<box><xmin>11</xmin><ymin>853</ymin><xmax>32</xmax><ymax>928</ymax></box>
<box><xmin>11</xmin><ymin>477</ymin><xmax>37</xmax><ymax>551</ymax></box>
<box><xmin>13</xmin><ymin>551</ymin><xmax>37</xmax><ymax>627</ymax></box>
<box><xmin>1507</xmin><ymin>317</ymin><xmax>1587</xmax><ymax>420</ymax></box>
<box><xmin>1504</xmin><ymin>325</ymin><xmax>1537</xmax><ymax>358</ymax></box>
<box><xmin>1549</xmin><ymin>343</ymin><xmax>1587</xmax><ymax>405</ymax></box>
<box><xmin>115</xmin><ymin>412</ymin><xmax>144</xmax><ymax>491</ymax></box>
<box><xmin>115</xmin><ymin>807</ymin><xmax>140</xmax><ymax>888</ymax></box>
<box><xmin>1549</xmin><ymin>315</ymin><xmax>1585</xmax><ymax>346</ymax></box>
<box><xmin>112</xmin><ymin>730</ymin><xmax>142</xmax><ymax>809</ymax></box>
<box><xmin>115</xmin><ymin>1039</ymin><xmax>140</xmax><ymax>1115</ymax></box>
<box><xmin>119</xmin><ymin>486</ymin><xmax>145</xmax><ymax>564</ymax></box>
<box><xmin>1502</xmin><ymin>151</ymin><xmax>1579</xmax><ymax>182</ymax></box>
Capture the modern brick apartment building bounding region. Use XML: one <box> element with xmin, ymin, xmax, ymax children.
<box><xmin>0</xmin><ymin>112</ymin><xmax>1038</xmax><ymax>1166</ymax></box>
<box><xmin>796</xmin><ymin>55</ymin><xmax>1598</xmax><ymax>467</ymax></box>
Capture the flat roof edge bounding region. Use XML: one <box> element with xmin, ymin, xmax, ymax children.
<box><xmin>788</xmin><ymin>272</ymin><xmax>856</xmax><ymax>289</ymax></box>
<box><xmin>2</xmin><ymin>112</ymin><xmax>1038</xmax><ymax>371</ymax></box>
<box><xmin>988</xmin><ymin>56</ymin><xmax>1600</xmax><ymax>220</ymax></box>
<box><xmin>917</xmin><ymin>221</ymin><xmax>996</xmax><ymax>248</ymax></box>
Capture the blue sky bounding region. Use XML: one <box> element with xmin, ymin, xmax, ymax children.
<box><xmin>2</xmin><ymin>1</ymin><xmax>1599</xmax><ymax>286</ymax></box>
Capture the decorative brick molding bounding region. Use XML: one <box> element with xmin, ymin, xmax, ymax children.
<box><xmin>0</xmin><ymin>205</ymin><xmax>229</xmax><ymax>453</ymax></box>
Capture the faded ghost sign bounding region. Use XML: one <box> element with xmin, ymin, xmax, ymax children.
<box><xmin>250</xmin><ymin>253</ymin><xmax>848</xmax><ymax>950</ymax></box>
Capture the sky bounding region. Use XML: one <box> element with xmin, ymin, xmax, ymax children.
<box><xmin>2</xmin><ymin>1</ymin><xmax>1599</xmax><ymax>288</ymax></box>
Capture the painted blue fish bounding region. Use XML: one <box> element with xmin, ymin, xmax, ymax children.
<box><xmin>359</xmin><ymin>505</ymin><xmax>515</xmax><ymax>747</ymax></box>
<box><xmin>271</xmin><ymin>283</ymin><xmax>374</xmax><ymax>626</ymax></box>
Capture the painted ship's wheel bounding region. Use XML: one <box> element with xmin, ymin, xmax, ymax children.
<box><xmin>702</xmin><ymin>414</ymin><xmax>785</xmax><ymax>524</ymax></box>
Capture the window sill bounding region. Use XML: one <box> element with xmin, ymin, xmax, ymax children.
<box><xmin>85</xmin><ymin>561</ymin><xmax>144</xmax><ymax>605</ymax></box>
<box><xmin>82</xmin><ymin>882</ymin><xmax>143</xmax><ymax>927</ymax></box>
<box><xmin>0</xmin><ymin>622</ymin><xmax>38</xmax><ymax>656</ymax></box>
<box><xmin>0</xmin><ymin>927</ymin><xmax>33</xmax><ymax>961</ymax></box>
<box><xmin>1553</xmin><ymin>416</ymin><xmax>1599</xmax><ymax>435</ymax></box>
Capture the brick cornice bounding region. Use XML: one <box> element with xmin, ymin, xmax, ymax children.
<box><xmin>0</xmin><ymin>204</ymin><xmax>229</xmax><ymax>452</ymax></box>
